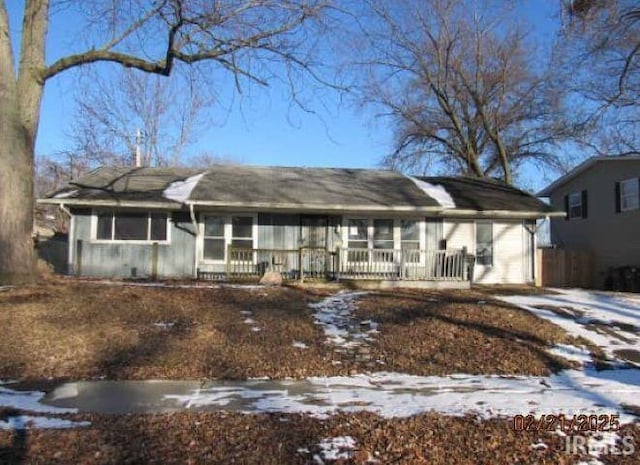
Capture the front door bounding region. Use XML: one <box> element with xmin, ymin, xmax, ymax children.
<box><xmin>300</xmin><ymin>215</ymin><xmax>328</xmax><ymax>277</ymax></box>
<box><xmin>300</xmin><ymin>215</ymin><xmax>328</xmax><ymax>248</ymax></box>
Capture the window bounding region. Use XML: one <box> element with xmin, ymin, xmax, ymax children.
<box><xmin>476</xmin><ymin>221</ymin><xmax>493</xmax><ymax>266</ymax></box>
<box><xmin>347</xmin><ymin>219</ymin><xmax>368</xmax><ymax>249</ymax></box>
<box><xmin>564</xmin><ymin>190</ymin><xmax>588</xmax><ymax>219</ymax></box>
<box><xmin>400</xmin><ymin>220</ymin><xmax>420</xmax><ymax>262</ymax></box>
<box><xmin>95</xmin><ymin>211</ymin><xmax>168</xmax><ymax>242</ymax></box>
<box><xmin>232</xmin><ymin>216</ymin><xmax>254</xmax><ymax>248</ymax></box>
<box><xmin>568</xmin><ymin>192</ymin><xmax>583</xmax><ymax>219</ymax></box>
<box><xmin>347</xmin><ymin>219</ymin><xmax>368</xmax><ymax>262</ymax></box>
<box><xmin>202</xmin><ymin>215</ymin><xmax>255</xmax><ymax>262</ymax></box>
<box><xmin>373</xmin><ymin>219</ymin><xmax>394</xmax><ymax>249</ymax></box>
<box><xmin>203</xmin><ymin>216</ymin><xmax>225</xmax><ymax>261</ymax></box>
<box><xmin>620</xmin><ymin>178</ymin><xmax>639</xmax><ymax>211</ymax></box>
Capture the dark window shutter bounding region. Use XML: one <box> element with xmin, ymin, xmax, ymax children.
<box><xmin>564</xmin><ymin>194</ymin><xmax>569</xmax><ymax>220</ymax></box>
<box><xmin>615</xmin><ymin>182</ymin><xmax>621</xmax><ymax>213</ymax></box>
<box><xmin>581</xmin><ymin>190</ymin><xmax>588</xmax><ymax>218</ymax></box>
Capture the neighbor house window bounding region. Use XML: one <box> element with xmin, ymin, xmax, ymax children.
<box><xmin>202</xmin><ymin>214</ymin><xmax>255</xmax><ymax>262</ymax></box>
<box><xmin>95</xmin><ymin>211</ymin><xmax>168</xmax><ymax>241</ymax></box>
<box><xmin>565</xmin><ymin>190</ymin><xmax>588</xmax><ymax>219</ymax></box>
<box><xmin>620</xmin><ymin>178</ymin><xmax>640</xmax><ymax>211</ymax></box>
<box><xmin>568</xmin><ymin>192</ymin><xmax>582</xmax><ymax>219</ymax></box>
<box><xmin>476</xmin><ymin>221</ymin><xmax>493</xmax><ymax>266</ymax></box>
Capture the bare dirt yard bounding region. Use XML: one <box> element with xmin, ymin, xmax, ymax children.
<box><xmin>0</xmin><ymin>280</ymin><xmax>577</xmax><ymax>381</ymax></box>
<box><xmin>2</xmin><ymin>278</ymin><xmax>635</xmax><ymax>464</ymax></box>
<box><xmin>3</xmin><ymin>408</ymin><xmax>636</xmax><ymax>465</ymax></box>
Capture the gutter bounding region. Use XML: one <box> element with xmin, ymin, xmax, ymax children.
<box><xmin>38</xmin><ymin>198</ymin><xmax>180</xmax><ymax>209</ymax></box>
<box><xmin>58</xmin><ymin>204</ymin><xmax>74</xmax><ymax>275</ymax></box>
<box><xmin>188</xmin><ymin>203</ymin><xmax>198</xmax><ymax>279</ymax></box>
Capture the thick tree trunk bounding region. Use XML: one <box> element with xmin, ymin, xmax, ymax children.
<box><xmin>0</xmin><ymin>105</ymin><xmax>36</xmax><ymax>284</ymax></box>
<box><xmin>0</xmin><ymin>0</ymin><xmax>47</xmax><ymax>284</ymax></box>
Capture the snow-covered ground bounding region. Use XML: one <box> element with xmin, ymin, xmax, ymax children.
<box><xmin>0</xmin><ymin>383</ymin><xmax>89</xmax><ymax>430</ymax></box>
<box><xmin>500</xmin><ymin>289</ymin><xmax>640</xmax><ymax>367</ymax></box>
<box><xmin>309</xmin><ymin>291</ymin><xmax>378</xmax><ymax>348</ymax></box>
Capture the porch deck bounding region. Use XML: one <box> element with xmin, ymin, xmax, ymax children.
<box><xmin>197</xmin><ymin>247</ymin><xmax>472</xmax><ymax>284</ymax></box>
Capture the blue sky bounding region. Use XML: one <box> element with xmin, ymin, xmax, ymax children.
<box><xmin>8</xmin><ymin>0</ymin><xmax>561</xmax><ymax>190</ymax></box>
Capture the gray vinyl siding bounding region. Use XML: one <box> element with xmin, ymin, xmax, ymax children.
<box><xmin>257</xmin><ymin>213</ymin><xmax>301</xmax><ymax>250</ymax></box>
<box><xmin>548</xmin><ymin>160</ymin><xmax>640</xmax><ymax>287</ymax></box>
<box><xmin>70</xmin><ymin>209</ymin><xmax>196</xmax><ymax>278</ymax></box>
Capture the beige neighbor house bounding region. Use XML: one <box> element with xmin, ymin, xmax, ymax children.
<box><xmin>39</xmin><ymin>165</ymin><xmax>560</xmax><ymax>287</ymax></box>
<box><xmin>538</xmin><ymin>156</ymin><xmax>640</xmax><ymax>288</ymax></box>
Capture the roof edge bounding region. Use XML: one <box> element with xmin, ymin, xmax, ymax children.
<box><xmin>538</xmin><ymin>156</ymin><xmax>640</xmax><ymax>196</ymax></box>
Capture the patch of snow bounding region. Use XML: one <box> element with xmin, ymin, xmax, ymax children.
<box><xmin>314</xmin><ymin>436</ymin><xmax>357</xmax><ymax>463</ymax></box>
<box><xmin>309</xmin><ymin>291</ymin><xmax>378</xmax><ymax>349</ymax></box>
<box><xmin>499</xmin><ymin>289</ymin><xmax>640</xmax><ymax>366</ymax></box>
<box><xmin>162</xmin><ymin>172</ymin><xmax>207</xmax><ymax>203</ymax></box>
<box><xmin>53</xmin><ymin>189</ymin><xmax>79</xmax><ymax>199</ymax></box>
<box><xmin>0</xmin><ymin>286</ymin><xmax>13</xmax><ymax>292</ymax></box>
<box><xmin>153</xmin><ymin>322</ymin><xmax>175</xmax><ymax>329</ymax></box>
<box><xmin>240</xmin><ymin>310</ymin><xmax>253</xmax><ymax>316</ymax></box>
<box><xmin>0</xmin><ymin>385</ymin><xmax>76</xmax><ymax>414</ymax></box>
<box><xmin>0</xmin><ymin>416</ymin><xmax>90</xmax><ymax>430</ymax></box>
<box><xmin>292</xmin><ymin>341</ymin><xmax>309</xmax><ymax>349</ymax></box>
<box><xmin>549</xmin><ymin>344</ymin><xmax>593</xmax><ymax>365</ymax></box>
<box><xmin>530</xmin><ymin>442</ymin><xmax>548</xmax><ymax>451</ymax></box>
<box><xmin>163</xmin><ymin>368</ymin><xmax>639</xmax><ymax>424</ymax></box>
<box><xmin>405</xmin><ymin>176</ymin><xmax>456</xmax><ymax>208</ymax></box>
<box><xmin>243</xmin><ymin>318</ymin><xmax>256</xmax><ymax>324</ymax></box>
<box><xmin>0</xmin><ymin>384</ymin><xmax>89</xmax><ymax>430</ymax></box>
<box><xmin>251</xmin><ymin>327</ymin><xmax>262</xmax><ymax>332</ymax></box>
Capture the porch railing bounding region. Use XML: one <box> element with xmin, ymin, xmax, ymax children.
<box><xmin>203</xmin><ymin>246</ymin><xmax>469</xmax><ymax>282</ymax></box>
<box><xmin>225</xmin><ymin>247</ymin><xmax>337</xmax><ymax>281</ymax></box>
<box><xmin>340</xmin><ymin>247</ymin><xmax>468</xmax><ymax>281</ymax></box>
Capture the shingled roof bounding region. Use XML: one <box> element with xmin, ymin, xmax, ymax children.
<box><xmin>42</xmin><ymin>165</ymin><xmax>555</xmax><ymax>216</ymax></box>
<box><xmin>423</xmin><ymin>176</ymin><xmax>553</xmax><ymax>213</ymax></box>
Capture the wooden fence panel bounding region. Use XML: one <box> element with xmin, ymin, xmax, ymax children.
<box><xmin>536</xmin><ymin>248</ymin><xmax>593</xmax><ymax>288</ymax></box>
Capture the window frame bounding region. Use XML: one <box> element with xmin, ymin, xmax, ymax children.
<box><xmin>475</xmin><ymin>220</ymin><xmax>494</xmax><ymax>267</ymax></box>
<box><xmin>200</xmin><ymin>213</ymin><xmax>258</xmax><ymax>264</ymax></box>
<box><xmin>620</xmin><ymin>178</ymin><xmax>640</xmax><ymax>212</ymax></box>
<box><xmin>344</xmin><ymin>217</ymin><xmax>426</xmax><ymax>263</ymax></box>
<box><xmin>568</xmin><ymin>192</ymin><xmax>583</xmax><ymax>219</ymax></box>
<box><xmin>91</xmin><ymin>210</ymin><xmax>171</xmax><ymax>244</ymax></box>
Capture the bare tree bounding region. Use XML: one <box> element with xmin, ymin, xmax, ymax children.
<box><xmin>70</xmin><ymin>66</ymin><xmax>210</xmax><ymax>167</ymax></box>
<box><xmin>353</xmin><ymin>0</ymin><xmax>579</xmax><ymax>184</ymax></box>
<box><xmin>558</xmin><ymin>0</ymin><xmax>640</xmax><ymax>155</ymax></box>
<box><xmin>0</xmin><ymin>0</ymin><xmax>334</xmax><ymax>283</ymax></box>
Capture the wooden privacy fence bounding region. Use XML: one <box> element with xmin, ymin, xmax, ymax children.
<box><xmin>536</xmin><ymin>248</ymin><xmax>593</xmax><ymax>288</ymax></box>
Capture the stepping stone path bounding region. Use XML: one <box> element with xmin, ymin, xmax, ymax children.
<box><xmin>308</xmin><ymin>292</ymin><xmax>380</xmax><ymax>368</ymax></box>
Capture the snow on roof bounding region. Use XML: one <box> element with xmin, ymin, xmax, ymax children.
<box><xmin>163</xmin><ymin>171</ymin><xmax>207</xmax><ymax>203</ymax></box>
<box><xmin>53</xmin><ymin>189</ymin><xmax>78</xmax><ymax>199</ymax></box>
<box><xmin>406</xmin><ymin>175</ymin><xmax>456</xmax><ymax>208</ymax></box>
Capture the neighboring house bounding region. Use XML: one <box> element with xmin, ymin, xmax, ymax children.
<box><xmin>538</xmin><ymin>156</ymin><xmax>640</xmax><ymax>288</ymax></box>
<box><xmin>39</xmin><ymin>165</ymin><xmax>559</xmax><ymax>286</ymax></box>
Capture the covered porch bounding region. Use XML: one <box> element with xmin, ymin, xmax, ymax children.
<box><xmin>197</xmin><ymin>246</ymin><xmax>473</xmax><ymax>287</ymax></box>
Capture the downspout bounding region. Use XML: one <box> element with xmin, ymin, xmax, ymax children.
<box><xmin>189</xmin><ymin>203</ymin><xmax>198</xmax><ymax>279</ymax></box>
<box><xmin>59</xmin><ymin>204</ymin><xmax>74</xmax><ymax>275</ymax></box>
<box><xmin>526</xmin><ymin>215</ymin><xmax>549</xmax><ymax>285</ymax></box>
